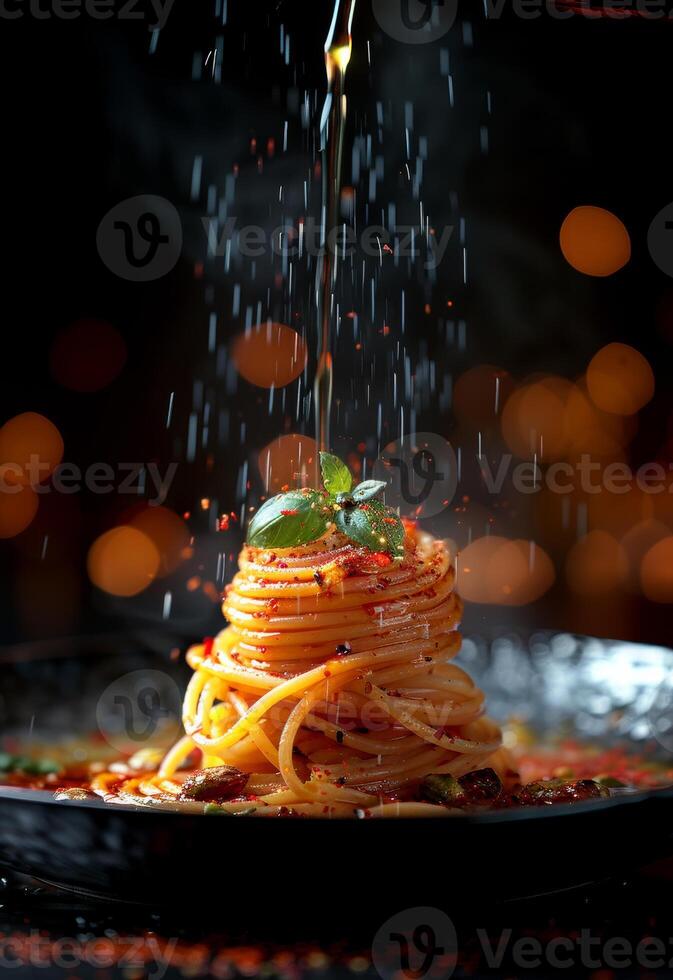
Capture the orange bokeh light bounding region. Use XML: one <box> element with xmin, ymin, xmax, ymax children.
<box><xmin>453</xmin><ymin>365</ymin><xmax>515</xmax><ymax>428</ymax></box>
<box><xmin>87</xmin><ymin>526</ymin><xmax>160</xmax><ymax>597</ymax></box>
<box><xmin>563</xmin><ymin>382</ymin><xmax>633</xmax><ymax>458</ymax></box>
<box><xmin>130</xmin><ymin>506</ymin><xmax>190</xmax><ymax>577</ymax></box>
<box><xmin>0</xmin><ymin>412</ymin><xmax>64</xmax><ymax>486</ymax></box>
<box><xmin>621</xmin><ymin>520</ymin><xmax>669</xmax><ymax>591</ymax></box>
<box><xmin>501</xmin><ymin>377</ymin><xmax>573</xmax><ymax>461</ymax></box>
<box><xmin>50</xmin><ymin>318</ymin><xmax>127</xmax><ymax>393</ymax></box>
<box><xmin>640</xmin><ymin>537</ymin><xmax>673</xmax><ymax>603</ymax></box>
<box><xmin>565</xmin><ymin>530</ymin><xmax>628</xmax><ymax>597</ymax></box>
<box><xmin>0</xmin><ymin>485</ymin><xmax>39</xmax><ymax>539</ymax></box>
<box><xmin>258</xmin><ymin>433</ymin><xmax>319</xmax><ymax>492</ymax></box>
<box><xmin>586</xmin><ymin>342</ymin><xmax>654</xmax><ymax>416</ymax></box>
<box><xmin>559</xmin><ymin>206</ymin><xmax>631</xmax><ymax>277</ymax></box>
<box><xmin>586</xmin><ymin>485</ymin><xmax>653</xmax><ymax>538</ymax></box>
<box><xmin>458</xmin><ymin>536</ymin><xmax>555</xmax><ymax>606</ymax></box>
<box><xmin>232</xmin><ymin>322</ymin><xmax>307</xmax><ymax>389</ymax></box>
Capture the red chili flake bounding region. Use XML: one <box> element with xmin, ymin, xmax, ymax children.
<box><xmin>370</xmin><ymin>552</ymin><xmax>392</xmax><ymax>567</ymax></box>
<box><xmin>383</xmin><ymin>517</ymin><xmax>397</xmax><ymax>525</ymax></box>
<box><xmin>360</xmin><ymin>504</ymin><xmax>370</xmax><ymax>511</ymax></box>
<box><xmin>277</xmin><ymin>561</ymin><xmax>288</xmax><ymax>569</ymax></box>
<box><xmin>364</xmin><ymin>682</ymin><xmax>372</xmax><ymax>695</ymax></box>
<box><xmin>281</xmin><ymin>484</ymin><xmax>289</xmax><ymax>492</ymax></box>
<box><xmin>324</xmin><ymin>669</ymin><xmax>332</xmax><ymax>678</ymax></box>
<box><xmin>202</xmin><ymin>637</ymin><xmax>215</xmax><ymax>659</ymax></box>
<box><xmin>281</xmin><ymin>509</ymin><xmax>299</xmax><ymax>516</ymax></box>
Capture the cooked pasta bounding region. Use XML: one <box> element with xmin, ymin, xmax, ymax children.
<box><xmin>141</xmin><ymin>523</ymin><xmax>506</xmax><ymax>816</ymax></box>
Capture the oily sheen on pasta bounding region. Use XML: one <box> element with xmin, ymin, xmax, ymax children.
<box><xmin>155</xmin><ymin>524</ymin><xmax>505</xmax><ymax>816</ymax></box>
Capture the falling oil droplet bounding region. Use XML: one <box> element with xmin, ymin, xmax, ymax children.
<box><xmin>314</xmin><ymin>0</ymin><xmax>357</xmax><ymax>452</ymax></box>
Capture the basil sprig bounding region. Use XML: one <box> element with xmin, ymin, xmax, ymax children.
<box><xmin>247</xmin><ymin>452</ymin><xmax>405</xmax><ymax>557</ymax></box>
<box><xmin>247</xmin><ymin>490</ymin><xmax>332</xmax><ymax>549</ymax></box>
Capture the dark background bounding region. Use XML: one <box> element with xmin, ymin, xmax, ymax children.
<box><xmin>1</xmin><ymin>0</ymin><xmax>672</xmax><ymax>647</ymax></box>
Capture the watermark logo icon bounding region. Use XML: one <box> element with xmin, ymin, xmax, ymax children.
<box><xmin>96</xmin><ymin>669</ymin><xmax>182</xmax><ymax>753</ymax></box>
<box><xmin>647</xmin><ymin>202</ymin><xmax>673</xmax><ymax>279</ymax></box>
<box><xmin>372</xmin><ymin>0</ymin><xmax>458</xmax><ymax>44</ymax></box>
<box><xmin>96</xmin><ymin>195</ymin><xmax>182</xmax><ymax>282</ymax></box>
<box><xmin>372</xmin><ymin>907</ymin><xmax>458</xmax><ymax>980</ymax></box>
<box><xmin>373</xmin><ymin>432</ymin><xmax>458</xmax><ymax>518</ymax></box>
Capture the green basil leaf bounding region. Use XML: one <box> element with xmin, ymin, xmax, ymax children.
<box><xmin>319</xmin><ymin>452</ymin><xmax>352</xmax><ymax>496</ymax></box>
<box><xmin>352</xmin><ymin>480</ymin><xmax>386</xmax><ymax>503</ymax></box>
<box><xmin>334</xmin><ymin>499</ymin><xmax>405</xmax><ymax>557</ymax></box>
<box><xmin>247</xmin><ymin>490</ymin><xmax>333</xmax><ymax>548</ymax></box>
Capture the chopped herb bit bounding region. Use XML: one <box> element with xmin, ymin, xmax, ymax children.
<box><xmin>420</xmin><ymin>773</ymin><xmax>462</xmax><ymax>805</ymax></box>
<box><xmin>421</xmin><ymin>768</ymin><xmax>503</xmax><ymax>807</ymax></box>
<box><xmin>594</xmin><ymin>775</ymin><xmax>627</xmax><ymax>789</ymax></box>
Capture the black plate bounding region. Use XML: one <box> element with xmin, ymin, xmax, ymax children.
<box><xmin>1</xmin><ymin>631</ymin><xmax>673</xmax><ymax>916</ymax></box>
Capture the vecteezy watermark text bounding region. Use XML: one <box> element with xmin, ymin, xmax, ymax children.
<box><xmin>373</xmin><ymin>907</ymin><xmax>673</xmax><ymax>980</ymax></box>
<box><xmin>480</xmin><ymin>454</ymin><xmax>673</xmax><ymax>497</ymax></box>
<box><xmin>0</xmin><ymin>0</ymin><xmax>175</xmax><ymax>28</ymax></box>
<box><xmin>0</xmin><ymin>458</ymin><xmax>177</xmax><ymax>506</ymax></box>
<box><xmin>201</xmin><ymin>216</ymin><xmax>454</xmax><ymax>270</ymax></box>
<box><xmin>96</xmin><ymin>194</ymin><xmax>454</xmax><ymax>282</ymax></box>
<box><xmin>373</xmin><ymin>0</ymin><xmax>673</xmax><ymax>47</ymax></box>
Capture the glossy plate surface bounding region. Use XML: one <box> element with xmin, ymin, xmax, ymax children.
<box><xmin>1</xmin><ymin>631</ymin><xmax>672</xmax><ymax>912</ymax></box>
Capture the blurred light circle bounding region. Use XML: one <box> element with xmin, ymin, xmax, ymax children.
<box><xmin>87</xmin><ymin>526</ymin><xmax>159</xmax><ymax>597</ymax></box>
<box><xmin>560</xmin><ymin>206</ymin><xmax>631</xmax><ymax>277</ymax></box>
<box><xmin>501</xmin><ymin>377</ymin><xmax>573</xmax><ymax>461</ymax></box>
<box><xmin>621</xmin><ymin>520</ymin><xmax>669</xmax><ymax>592</ymax></box>
<box><xmin>232</xmin><ymin>323</ymin><xmax>307</xmax><ymax>388</ymax></box>
<box><xmin>563</xmin><ymin>382</ymin><xmax>633</xmax><ymax>457</ymax></box>
<box><xmin>586</xmin><ymin>485</ymin><xmax>653</xmax><ymax>538</ymax></box>
<box><xmin>130</xmin><ymin>506</ymin><xmax>190</xmax><ymax>577</ymax></box>
<box><xmin>457</xmin><ymin>536</ymin><xmax>508</xmax><ymax>604</ymax></box>
<box><xmin>586</xmin><ymin>342</ymin><xmax>654</xmax><ymax>416</ymax></box>
<box><xmin>0</xmin><ymin>412</ymin><xmax>64</xmax><ymax>485</ymax></box>
<box><xmin>485</xmin><ymin>539</ymin><xmax>555</xmax><ymax>606</ymax></box>
<box><xmin>0</xmin><ymin>485</ymin><xmax>39</xmax><ymax>539</ymax></box>
<box><xmin>453</xmin><ymin>365</ymin><xmax>514</xmax><ymax>428</ymax></box>
<box><xmin>50</xmin><ymin>318</ymin><xmax>127</xmax><ymax>393</ymax></box>
<box><xmin>566</xmin><ymin>530</ymin><xmax>628</xmax><ymax>597</ymax></box>
<box><xmin>458</xmin><ymin>535</ymin><xmax>554</xmax><ymax>606</ymax></box>
<box><xmin>258</xmin><ymin>434</ymin><xmax>319</xmax><ymax>493</ymax></box>
<box><xmin>641</xmin><ymin>537</ymin><xmax>673</xmax><ymax>603</ymax></box>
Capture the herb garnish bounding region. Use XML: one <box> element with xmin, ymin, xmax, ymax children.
<box><xmin>247</xmin><ymin>452</ymin><xmax>405</xmax><ymax>557</ymax></box>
